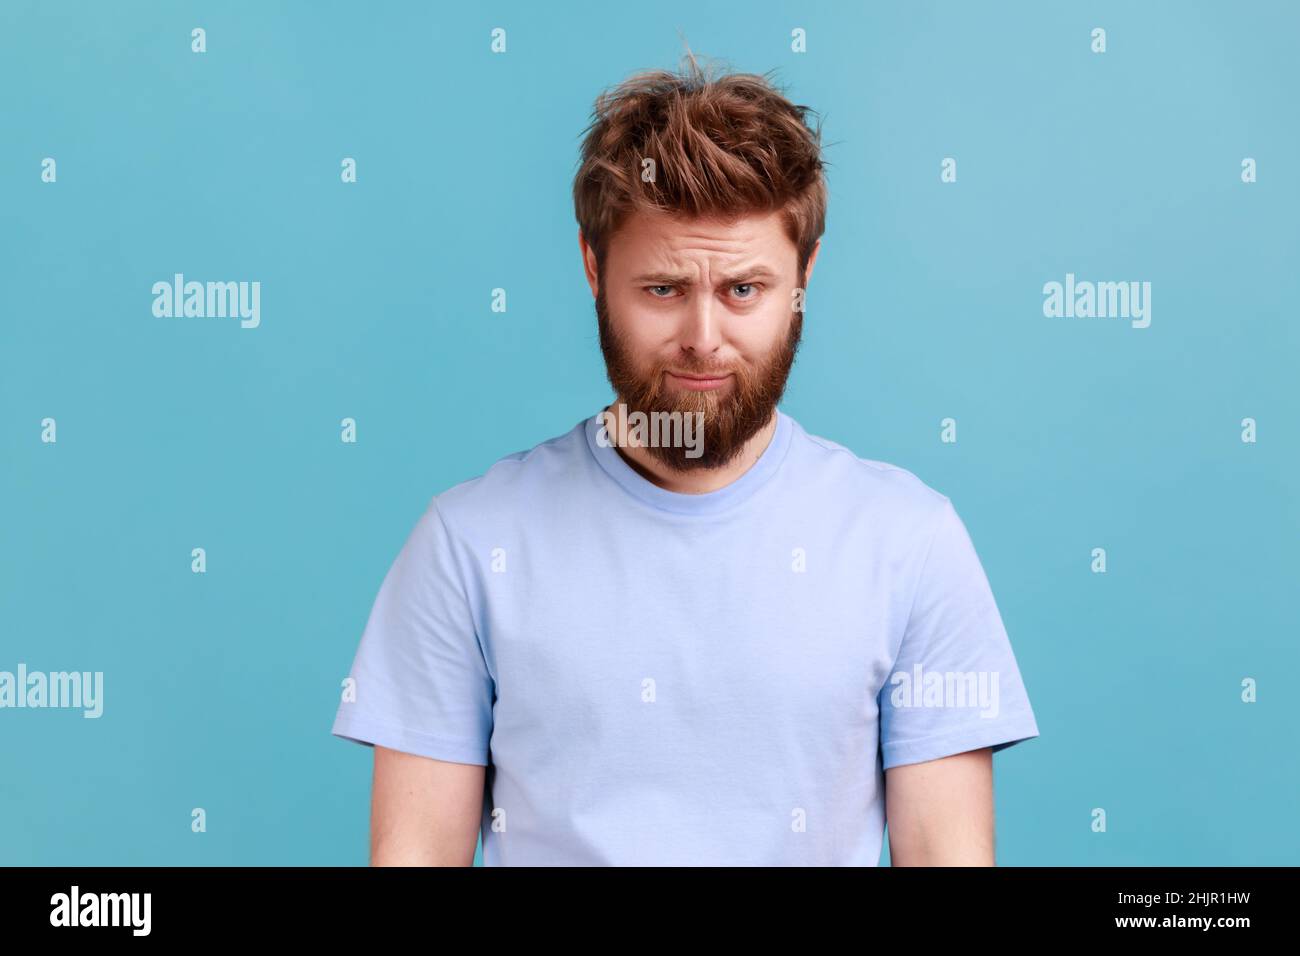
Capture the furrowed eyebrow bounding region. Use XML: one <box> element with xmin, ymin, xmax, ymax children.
<box><xmin>632</xmin><ymin>268</ymin><xmax>778</xmax><ymax>286</ymax></box>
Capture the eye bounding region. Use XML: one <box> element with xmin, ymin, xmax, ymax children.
<box><xmin>646</xmin><ymin>285</ymin><xmax>676</xmax><ymax>298</ymax></box>
<box><xmin>732</xmin><ymin>283</ymin><xmax>759</xmax><ymax>299</ymax></box>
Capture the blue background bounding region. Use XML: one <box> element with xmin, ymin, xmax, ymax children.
<box><xmin>2</xmin><ymin>0</ymin><xmax>1296</xmax><ymax>865</ymax></box>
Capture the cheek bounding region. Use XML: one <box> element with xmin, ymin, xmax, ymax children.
<box><xmin>609</xmin><ymin>291</ymin><xmax>674</xmax><ymax>351</ymax></box>
<box><xmin>726</xmin><ymin>299</ymin><xmax>791</xmax><ymax>357</ymax></box>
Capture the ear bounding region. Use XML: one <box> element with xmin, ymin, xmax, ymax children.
<box><xmin>578</xmin><ymin>229</ymin><xmax>599</xmax><ymax>297</ymax></box>
<box><xmin>803</xmin><ymin>238</ymin><xmax>822</xmax><ymax>285</ymax></box>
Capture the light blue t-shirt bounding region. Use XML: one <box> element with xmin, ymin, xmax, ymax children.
<box><xmin>332</xmin><ymin>409</ymin><xmax>1040</xmax><ymax>865</ymax></box>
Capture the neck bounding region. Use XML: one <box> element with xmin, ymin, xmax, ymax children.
<box><xmin>604</xmin><ymin>402</ymin><xmax>779</xmax><ymax>495</ymax></box>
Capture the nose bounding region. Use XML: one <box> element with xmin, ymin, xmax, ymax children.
<box><xmin>677</xmin><ymin>290</ymin><xmax>723</xmax><ymax>358</ymax></box>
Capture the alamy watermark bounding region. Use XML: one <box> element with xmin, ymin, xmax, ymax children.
<box><xmin>152</xmin><ymin>273</ymin><xmax>260</xmax><ymax>328</ymax></box>
<box><xmin>595</xmin><ymin>403</ymin><xmax>704</xmax><ymax>459</ymax></box>
<box><xmin>0</xmin><ymin>663</ymin><xmax>103</xmax><ymax>718</ymax></box>
<box><xmin>1043</xmin><ymin>272</ymin><xmax>1151</xmax><ymax>328</ymax></box>
<box><xmin>887</xmin><ymin>664</ymin><xmax>1000</xmax><ymax>718</ymax></box>
<box><xmin>50</xmin><ymin>886</ymin><xmax>150</xmax><ymax>935</ymax></box>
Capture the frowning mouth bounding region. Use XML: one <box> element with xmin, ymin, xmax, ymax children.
<box><xmin>665</xmin><ymin>371</ymin><xmax>732</xmax><ymax>391</ymax></box>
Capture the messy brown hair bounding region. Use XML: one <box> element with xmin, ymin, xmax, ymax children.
<box><xmin>573</xmin><ymin>52</ymin><xmax>828</xmax><ymax>284</ymax></box>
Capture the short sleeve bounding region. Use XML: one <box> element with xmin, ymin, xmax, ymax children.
<box><xmin>331</xmin><ymin>499</ymin><xmax>494</xmax><ymax>766</ymax></box>
<box><xmin>878</xmin><ymin>497</ymin><xmax>1040</xmax><ymax>770</ymax></box>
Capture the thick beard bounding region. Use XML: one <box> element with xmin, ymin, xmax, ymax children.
<box><xmin>596</xmin><ymin>280</ymin><xmax>803</xmax><ymax>471</ymax></box>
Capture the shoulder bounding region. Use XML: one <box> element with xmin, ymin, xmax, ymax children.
<box><xmin>784</xmin><ymin>414</ymin><xmax>952</xmax><ymax>521</ymax></box>
<box><xmin>426</xmin><ymin>417</ymin><xmax>591</xmax><ymax>530</ymax></box>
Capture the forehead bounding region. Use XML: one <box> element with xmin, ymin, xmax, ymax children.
<box><xmin>606</xmin><ymin>207</ymin><xmax>795</xmax><ymax>270</ymax></box>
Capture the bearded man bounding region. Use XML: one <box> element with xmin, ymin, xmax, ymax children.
<box><xmin>332</xmin><ymin>55</ymin><xmax>1039</xmax><ymax>867</ymax></box>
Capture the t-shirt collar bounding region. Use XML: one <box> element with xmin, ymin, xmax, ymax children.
<box><xmin>583</xmin><ymin>406</ymin><xmax>793</xmax><ymax>516</ymax></box>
